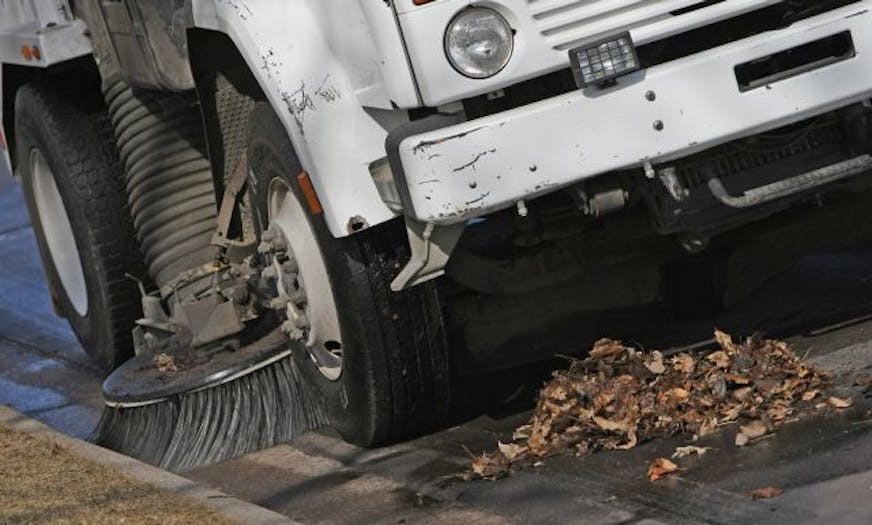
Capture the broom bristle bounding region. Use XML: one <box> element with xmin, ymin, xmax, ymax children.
<box><xmin>92</xmin><ymin>357</ymin><xmax>328</xmax><ymax>471</ymax></box>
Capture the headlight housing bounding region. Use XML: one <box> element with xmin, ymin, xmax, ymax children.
<box><xmin>444</xmin><ymin>7</ymin><xmax>514</xmax><ymax>79</ymax></box>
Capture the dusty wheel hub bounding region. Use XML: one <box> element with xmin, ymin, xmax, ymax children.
<box><xmin>263</xmin><ymin>178</ymin><xmax>343</xmax><ymax>381</ymax></box>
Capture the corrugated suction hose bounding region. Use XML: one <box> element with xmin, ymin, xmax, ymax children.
<box><xmin>102</xmin><ymin>76</ymin><xmax>218</xmax><ymax>290</ymax></box>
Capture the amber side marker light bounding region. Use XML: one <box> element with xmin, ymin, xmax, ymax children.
<box><xmin>298</xmin><ymin>172</ymin><xmax>323</xmax><ymax>215</ymax></box>
<box><xmin>413</xmin><ymin>0</ymin><xmax>434</xmax><ymax>5</ymax></box>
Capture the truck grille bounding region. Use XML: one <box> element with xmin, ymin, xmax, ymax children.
<box><xmin>527</xmin><ymin>0</ymin><xmax>777</xmax><ymax>51</ymax></box>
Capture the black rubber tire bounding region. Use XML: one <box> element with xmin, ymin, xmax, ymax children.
<box><xmin>247</xmin><ymin>103</ymin><xmax>451</xmax><ymax>446</ymax></box>
<box><xmin>15</xmin><ymin>78</ymin><xmax>145</xmax><ymax>371</ymax></box>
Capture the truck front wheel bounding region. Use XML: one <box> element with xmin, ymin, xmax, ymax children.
<box><xmin>247</xmin><ymin>103</ymin><xmax>451</xmax><ymax>446</ymax></box>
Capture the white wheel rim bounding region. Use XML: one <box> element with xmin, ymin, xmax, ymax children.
<box><xmin>268</xmin><ymin>178</ymin><xmax>343</xmax><ymax>380</ymax></box>
<box><xmin>30</xmin><ymin>148</ymin><xmax>88</xmax><ymax>316</ymax></box>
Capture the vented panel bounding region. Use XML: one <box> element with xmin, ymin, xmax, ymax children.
<box><xmin>528</xmin><ymin>0</ymin><xmax>748</xmax><ymax>50</ymax></box>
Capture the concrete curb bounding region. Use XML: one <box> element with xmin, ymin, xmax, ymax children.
<box><xmin>0</xmin><ymin>405</ymin><xmax>301</xmax><ymax>525</ymax></box>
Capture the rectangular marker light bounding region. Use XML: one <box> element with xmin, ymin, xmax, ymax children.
<box><xmin>569</xmin><ymin>32</ymin><xmax>640</xmax><ymax>88</ymax></box>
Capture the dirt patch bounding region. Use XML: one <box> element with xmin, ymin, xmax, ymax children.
<box><xmin>0</xmin><ymin>425</ymin><xmax>238</xmax><ymax>524</ymax></box>
<box><xmin>468</xmin><ymin>330</ymin><xmax>849</xmax><ymax>480</ymax></box>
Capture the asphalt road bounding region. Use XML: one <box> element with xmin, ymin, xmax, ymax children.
<box><xmin>3</xmin><ymin>167</ymin><xmax>872</xmax><ymax>524</ymax></box>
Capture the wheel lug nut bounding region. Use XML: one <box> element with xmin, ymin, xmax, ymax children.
<box><xmin>272</xmin><ymin>239</ymin><xmax>287</xmax><ymax>252</ymax></box>
<box><xmin>282</xmin><ymin>259</ymin><xmax>298</xmax><ymax>273</ymax></box>
<box><xmin>281</xmin><ymin>321</ymin><xmax>304</xmax><ymax>340</ymax></box>
<box><xmin>269</xmin><ymin>297</ymin><xmax>289</xmax><ymax>310</ymax></box>
<box><xmin>285</xmin><ymin>307</ymin><xmax>308</xmax><ymax>328</ymax></box>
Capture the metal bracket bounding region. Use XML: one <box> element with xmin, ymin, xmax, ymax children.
<box><xmin>709</xmin><ymin>154</ymin><xmax>872</xmax><ymax>208</ymax></box>
<box><xmin>212</xmin><ymin>151</ymin><xmax>252</xmax><ymax>247</ymax></box>
<box><xmin>657</xmin><ymin>166</ymin><xmax>689</xmax><ymax>202</ymax></box>
<box><xmin>390</xmin><ymin>219</ymin><xmax>465</xmax><ymax>291</ymax></box>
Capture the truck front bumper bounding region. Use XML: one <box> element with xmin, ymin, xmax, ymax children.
<box><xmin>390</xmin><ymin>3</ymin><xmax>872</xmax><ymax>225</ymax></box>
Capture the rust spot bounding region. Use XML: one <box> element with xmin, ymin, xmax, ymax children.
<box><xmin>347</xmin><ymin>215</ymin><xmax>369</xmax><ymax>234</ymax></box>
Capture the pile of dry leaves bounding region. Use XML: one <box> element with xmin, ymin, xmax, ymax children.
<box><xmin>469</xmin><ymin>330</ymin><xmax>851</xmax><ymax>481</ymax></box>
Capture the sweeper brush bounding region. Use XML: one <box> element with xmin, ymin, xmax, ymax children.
<box><xmin>92</xmin><ymin>326</ymin><xmax>328</xmax><ymax>471</ymax></box>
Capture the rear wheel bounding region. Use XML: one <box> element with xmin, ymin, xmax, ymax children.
<box><xmin>15</xmin><ymin>79</ymin><xmax>144</xmax><ymax>370</ymax></box>
<box><xmin>247</xmin><ymin>103</ymin><xmax>451</xmax><ymax>446</ymax></box>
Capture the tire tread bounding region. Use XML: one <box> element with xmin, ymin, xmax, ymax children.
<box><xmin>15</xmin><ymin>79</ymin><xmax>145</xmax><ymax>369</ymax></box>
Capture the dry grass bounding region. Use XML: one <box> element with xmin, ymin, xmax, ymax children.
<box><xmin>0</xmin><ymin>425</ymin><xmax>238</xmax><ymax>525</ymax></box>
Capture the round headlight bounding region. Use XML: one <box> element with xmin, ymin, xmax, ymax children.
<box><xmin>445</xmin><ymin>7</ymin><xmax>514</xmax><ymax>79</ymax></box>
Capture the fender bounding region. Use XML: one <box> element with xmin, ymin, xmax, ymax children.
<box><xmin>191</xmin><ymin>0</ymin><xmax>415</xmax><ymax>237</ymax></box>
<box><xmin>0</xmin><ymin>0</ymin><xmax>92</xmax><ymax>173</ymax></box>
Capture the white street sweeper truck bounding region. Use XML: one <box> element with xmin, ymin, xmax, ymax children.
<box><xmin>4</xmin><ymin>0</ymin><xmax>872</xmax><ymax>468</ymax></box>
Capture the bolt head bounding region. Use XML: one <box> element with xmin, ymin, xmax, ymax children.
<box><xmin>281</xmin><ymin>321</ymin><xmax>305</xmax><ymax>341</ymax></box>
<box><xmin>261</xmin><ymin>266</ymin><xmax>278</xmax><ymax>280</ymax></box>
<box><xmin>257</xmin><ymin>241</ymin><xmax>272</xmax><ymax>255</ymax></box>
<box><xmin>269</xmin><ymin>297</ymin><xmax>289</xmax><ymax>310</ymax></box>
<box><xmin>261</xmin><ymin>228</ymin><xmax>275</xmax><ymax>242</ymax></box>
<box><xmin>295</xmin><ymin>317</ymin><xmax>308</xmax><ymax>329</ymax></box>
<box><xmin>281</xmin><ymin>259</ymin><xmax>299</xmax><ymax>274</ymax></box>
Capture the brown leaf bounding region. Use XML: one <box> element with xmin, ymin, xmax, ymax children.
<box><xmin>644</xmin><ymin>351</ymin><xmax>666</xmax><ymax>375</ymax></box>
<box><xmin>470</xmin><ymin>451</ymin><xmax>509</xmax><ymax>480</ymax></box>
<box><xmin>589</xmin><ymin>339</ymin><xmax>625</xmax><ymax>359</ymax></box>
<box><xmin>549</xmin><ymin>385</ymin><xmax>569</xmax><ymax>401</ymax></box>
<box><xmin>721</xmin><ymin>403</ymin><xmax>744</xmax><ymax>422</ymax></box>
<box><xmin>497</xmin><ymin>442</ymin><xmax>528</xmax><ymax>462</ymax></box>
<box><xmin>671</xmin><ymin>353</ymin><xmax>696</xmax><ymax>374</ymax></box>
<box><xmin>725</xmin><ymin>374</ymin><xmax>750</xmax><ymax>385</ymax></box>
<box><xmin>592</xmin><ymin>416</ymin><xmax>633</xmax><ymax>433</ymax></box>
<box><xmin>750</xmin><ymin>486</ymin><xmax>783</xmax><ymax>500</ymax></box>
<box><xmin>827</xmin><ymin>396</ymin><xmax>853</xmax><ymax>409</ymax></box>
<box><xmin>153</xmin><ymin>353</ymin><xmax>178</xmax><ymax>373</ymax></box>
<box><xmin>665</xmin><ymin>388</ymin><xmax>691</xmax><ymax>402</ymax></box>
<box><xmin>767</xmin><ymin>405</ymin><xmax>793</xmax><ymax>422</ymax></box>
<box><xmin>801</xmin><ymin>390</ymin><xmax>820</xmax><ymax>402</ymax></box>
<box><xmin>736</xmin><ymin>419</ymin><xmax>770</xmax><ymax>446</ymax></box>
<box><xmin>672</xmin><ymin>446</ymin><xmax>712</xmax><ymax>459</ymax></box>
<box><xmin>706</xmin><ymin>351</ymin><xmax>730</xmax><ymax>369</ymax></box>
<box><xmin>740</xmin><ymin>420</ymin><xmax>770</xmax><ymax>439</ymax></box>
<box><xmin>512</xmin><ymin>424</ymin><xmax>532</xmax><ymax>441</ymax></box>
<box><xmin>616</xmin><ymin>429</ymin><xmax>638</xmax><ymax>450</ymax></box>
<box><xmin>714</xmin><ymin>329</ymin><xmax>739</xmax><ymax>353</ymax></box>
<box><xmin>733</xmin><ymin>387</ymin><xmax>754</xmax><ymax>402</ymax></box>
<box><xmin>647</xmin><ymin>458</ymin><xmax>679</xmax><ymax>481</ymax></box>
<box><xmin>698</xmin><ymin>417</ymin><xmax>718</xmax><ymax>437</ymax></box>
